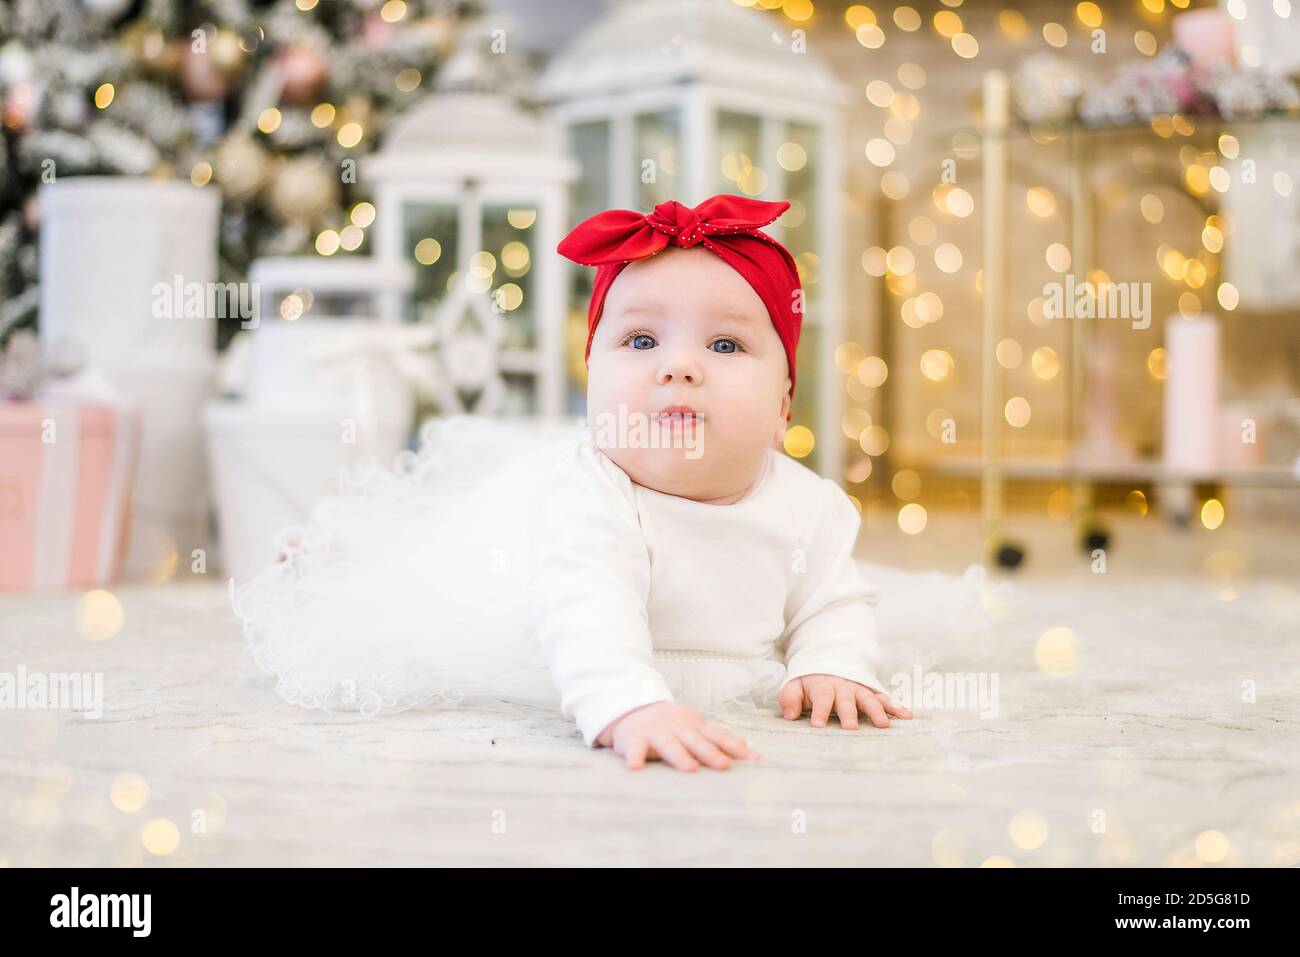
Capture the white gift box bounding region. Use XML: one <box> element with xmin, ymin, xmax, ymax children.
<box><xmin>117</xmin><ymin>354</ymin><xmax>218</xmax><ymax>579</ymax></box>
<box><xmin>204</xmin><ymin>400</ymin><xmax>413</xmax><ymax>582</ymax></box>
<box><xmin>206</xmin><ymin>316</ymin><xmax>427</xmax><ymax>580</ymax></box>
<box><xmin>37</xmin><ymin>176</ymin><xmax>222</xmax><ymax>580</ymax></box>
<box><xmin>38</xmin><ymin>177</ymin><xmax>221</xmax><ymax>371</ymax></box>
<box><xmin>245</xmin><ymin>317</ymin><xmax>421</xmax><ymax>432</ymax></box>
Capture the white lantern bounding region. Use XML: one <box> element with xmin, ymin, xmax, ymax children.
<box><xmin>249</xmin><ymin>256</ymin><xmax>413</xmax><ymax>326</ymax></box>
<box><xmin>538</xmin><ymin>0</ymin><xmax>850</xmax><ymax>473</ymax></box>
<box><xmin>365</xmin><ymin>27</ymin><xmax>579</xmax><ymax>418</ymax></box>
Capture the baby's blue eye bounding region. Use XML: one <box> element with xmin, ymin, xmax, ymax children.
<box><xmin>710</xmin><ymin>338</ymin><xmax>739</xmax><ymax>354</ymax></box>
<box><xmin>630</xmin><ymin>334</ymin><xmax>657</xmax><ymax>350</ymax></box>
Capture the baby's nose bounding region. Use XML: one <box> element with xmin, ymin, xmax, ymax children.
<box><xmin>657</xmin><ymin>356</ymin><xmax>700</xmax><ymax>384</ymax></box>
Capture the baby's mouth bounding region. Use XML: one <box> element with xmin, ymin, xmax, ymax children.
<box><xmin>656</xmin><ymin>406</ymin><xmax>704</xmax><ymax>426</ymax></box>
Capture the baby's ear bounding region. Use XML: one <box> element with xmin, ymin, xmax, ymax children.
<box><xmin>775</xmin><ymin>378</ymin><xmax>792</xmax><ymax>443</ymax></box>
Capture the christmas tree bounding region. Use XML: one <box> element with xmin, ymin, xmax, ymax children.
<box><xmin>0</xmin><ymin>0</ymin><xmax>483</xmax><ymax>346</ymax></box>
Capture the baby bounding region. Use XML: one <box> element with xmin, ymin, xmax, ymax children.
<box><xmin>545</xmin><ymin>195</ymin><xmax>912</xmax><ymax>771</ymax></box>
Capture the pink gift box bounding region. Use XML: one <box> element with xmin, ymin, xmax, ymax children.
<box><xmin>0</xmin><ymin>398</ymin><xmax>141</xmax><ymax>590</ymax></box>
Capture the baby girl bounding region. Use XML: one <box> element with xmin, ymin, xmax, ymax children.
<box><xmin>233</xmin><ymin>194</ymin><xmax>913</xmax><ymax>774</ymax></box>
<box><xmin>544</xmin><ymin>194</ymin><xmax>912</xmax><ymax>771</ymax></box>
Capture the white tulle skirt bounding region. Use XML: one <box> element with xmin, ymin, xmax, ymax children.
<box><xmin>230</xmin><ymin>415</ymin><xmax>1010</xmax><ymax>722</ymax></box>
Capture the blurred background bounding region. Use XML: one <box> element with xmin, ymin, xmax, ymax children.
<box><xmin>2</xmin><ymin>0</ymin><xmax>1298</xmax><ymax>592</ymax></box>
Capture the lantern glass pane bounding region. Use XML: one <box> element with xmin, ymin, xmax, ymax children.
<box><xmin>716</xmin><ymin>111</ymin><xmax>763</xmax><ymax>196</ymax></box>
<box><xmin>635</xmin><ymin>110</ymin><xmax>682</xmax><ymax>210</ymax></box>
<box><xmin>565</xmin><ymin>120</ymin><xmax>611</xmax><ymax>412</ymax></box>
<box><xmin>782</xmin><ymin>120</ymin><xmax>820</xmax><ymax>305</ymax></box>
<box><xmin>482</xmin><ymin>203</ymin><xmax>536</xmax><ymax>351</ymax></box>
<box><xmin>569</xmin><ymin>120</ymin><xmax>611</xmax><ymax>224</ymax></box>
<box><xmin>403</xmin><ymin>201</ymin><xmax>459</xmax><ymax>322</ymax></box>
<box><xmin>503</xmin><ymin>372</ymin><xmax>536</xmax><ymax>416</ymax></box>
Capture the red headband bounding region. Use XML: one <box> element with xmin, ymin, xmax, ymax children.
<box><xmin>556</xmin><ymin>193</ymin><xmax>803</xmax><ymax>400</ymax></box>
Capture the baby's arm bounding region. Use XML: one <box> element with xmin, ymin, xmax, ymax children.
<box><xmin>778</xmin><ymin>482</ymin><xmax>912</xmax><ymax>729</ymax></box>
<box><xmin>533</xmin><ymin>447</ymin><xmax>673</xmax><ymax>747</ymax></box>
<box><xmin>533</xmin><ymin>442</ymin><xmax>760</xmax><ymax>769</ymax></box>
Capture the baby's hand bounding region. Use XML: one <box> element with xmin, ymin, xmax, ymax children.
<box><xmin>779</xmin><ymin>674</ymin><xmax>913</xmax><ymax>730</ymax></box>
<box><xmin>594</xmin><ymin>701</ymin><xmax>761</xmax><ymax>772</ymax></box>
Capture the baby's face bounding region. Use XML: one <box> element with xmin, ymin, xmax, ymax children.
<box><xmin>585</xmin><ymin>246</ymin><xmax>791</xmax><ymax>503</ymax></box>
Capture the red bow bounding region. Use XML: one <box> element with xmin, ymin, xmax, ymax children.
<box><xmin>557</xmin><ymin>194</ymin><xmax>803</xmax><ymax>405</ymax></box>
<box><xmin>558</xmin><ymin>195</ymin><xmax>791</xmax><ymax>265</ymax></box>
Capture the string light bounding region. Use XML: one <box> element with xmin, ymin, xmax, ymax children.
<box><xmin>1045</xmin><ymin>242</ymin><xmax>1071</xmax><ymax>272</ymax></box>
<box><xmin>1026</xmin><ymin>186</ymin><xmax>1056</xmax><ymax>217</ymax></box>
<box><xmin>1009</xmin><ymin>811</ymin><xmax>1050</xmax><ymax>850</ymax></box>
<box><xmin>784</xmin><ymin>426</ymin><xmax>815</xmax><ymax>458</ymax></box>
<box><xmin>1031</xmin><ymin>346</ymin><xmax>1060</xmax><ymax>380</ymax></box>
<box><xmin>886</xmin><ymin>245</ymin><xmax>915</xmax><ymax>275</ymax></box>
<box><xmin>1005</xmin><ymin>396</ymin><xmax>1032</xmax><ymax>427</ymax></box>
<box><xmin>858</xmin><ymin>356</ymin><xmax>889</xmax><ymax>388</ymax></box>
<box><xmin>998</xmin><ymin>10</ymin><xmax>1028</xmax><ymax>39</ymax></box>
<box><xmin>844</xmin><ymin>5</ymin><xmax>876</xmax><ymax>29</ymax></box>
<box><xmin>866</xmin><ymin>138</ymin><xmax>895</xmax><ymax>166</ymax></box>
<box><xmin>782</xmin><ymin>0</ymin><xmax>814</xmax><ymax>21</ymax></box>
<box><xmin>893</xmin><ymin>6</ymin><xmax>921</xmax><ymax>31</ymax></box>
<box><xmin>866</xmin><ymin>80</ymin><xmax>895</xmax><ymax>107</ymax></box>
<box><xmin>339</xmin><ymin>225</ymin><xmax>364</xmax><ymax>251</ymax></box>
<box><xmin>1035</xmin><ymin>627</ymin><xmax>1079</xmax><ymax>675</ymax></box>
<box><xmin>315</xmin><ymin>230</ymin><xmax>340</xmax><ymax>256</ymax></box>
<box><xmin>78</xmin><ymin>590</ymin><xmax>123</xmax><ymax>640</ymax></box>
<box><xmin>951</xmin><ymin>33</ymin><xmax>979</xmax><ymax>58</ymax></box>
<box><xmin>945</xmin><ymin>187</ymin><xmax>974</xmax><ymax>217</ymax></box>
<box><xmin>856</xmin><ymin>23</ymin><xmax>885</xmax><ymax>48</ymax></box>
<box><xmin>996</xmin><ymin>338</ymin><xmax>1023</xmax><ymax>369</ymax></box>
<box><xmin>141</xmin><ymin>819</ymin><xmax>180</xmax><ymax>856</ymax></box>
<box><xmin>898</xmin><ymin>503</ymin><xmax>927</xmax><ymax>534</ymax></box>
<box><xmin>110</xmin><ymin>774</ymin><xmax>150</xmax><ymax>813</ymax></box>
<box><xmin>310</xmin><ymin>103</ymin><xmax>336</xmax><ymax>127</ymax></box>
<box><xmin>934</xmin><ymin>242</ymin><xmax>963</xmax><ymax>272</ymax></box>
<box><xmin>933</xmin><ymin>11</ymin><xmax>962</xmax><ymax>37</ymax></box>
<box><xmin>1043</xmin><ymin>22</ymin><xmax>1068</xmax><ymax>47</ymax></box>
<box><xmin>257</xmin><ymin>107</ymin><xmax>282</xmax><ymax>134</ymax></box>
<box><xmin>337</xmin><ymin>122</ymin><xmax>363</xmax><ymax>147</ymax></box>
<box><xmin>1076</xmin><ymin>2</ymin><xmax>1103</xmax><ymax>28</ymax></box>
<box><xmin>777</xmin><ymin>142</ymin><xmax>808</xmax><ymax>171</ymax></box>
<box><xmin>1217</xmin><ymin>282</ymin><xmax>1239</xmax><ymax>310</ymax></box>
<box><xmin>908</xmin><ymin>216</ymin><xmax>936</xmax><ymax>245</ymax></box>
<box><xmin>349</xmin><ymin>202</ymin><xmax>376</xmax><ymax>228</ymax></box>
<box><xmin>897</xmin><ymin>62</ymin><xmax>926</xmax><ymax>89</ymax></box>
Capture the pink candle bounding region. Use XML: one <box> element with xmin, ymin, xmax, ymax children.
<box><xmin>1162</xmin><ymin>315</ymin><xmax>1221</xmax><ymax>475</ymax></box>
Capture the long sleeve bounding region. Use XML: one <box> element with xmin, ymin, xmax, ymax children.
<box><xmin>779</xmin><ymin>482</ymin><xmax>886</xmax><ymax>693</ymax></box>
<box><xmin>532</xmin><ymin>441</ymin><xmax>674</xmax><ymax>747</ymax></box>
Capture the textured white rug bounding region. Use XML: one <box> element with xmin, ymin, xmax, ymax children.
<box><xmin>3</xmin><ymin>553</ymin><xmax>1298</xmax><ymax>867</ymax></box>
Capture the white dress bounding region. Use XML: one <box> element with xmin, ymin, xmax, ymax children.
<box><xmin>230</xmin><ymin>415</ymin><xmax>1008</xmax><ymax>745</ymax></box>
